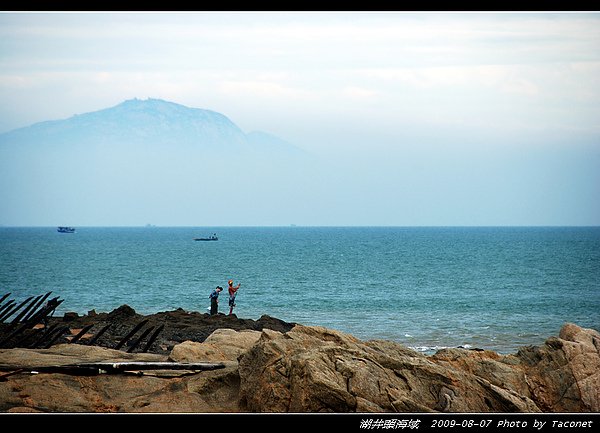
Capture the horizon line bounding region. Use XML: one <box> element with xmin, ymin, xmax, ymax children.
<box><xmin>2</xmin><ymin>224</ymin><xmax>599</xmax><ymax>229</ymax></box>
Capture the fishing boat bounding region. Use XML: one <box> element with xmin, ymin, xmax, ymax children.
<box><xmin>57</xmin><ymin>226</ymin><xmax>75</xmax><ymax>233</ymax></box>
<box><xmin>194</xmin><ymin>233</ymin><xmax>218</xmax><ymax>241</ymax></box>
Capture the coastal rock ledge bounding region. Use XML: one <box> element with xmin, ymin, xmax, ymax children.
<box><xmin>1</xmin><ymin>322</ymin><xmax>598</xmax><ymax>413</ymax></box>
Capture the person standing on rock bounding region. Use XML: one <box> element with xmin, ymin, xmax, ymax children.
<box><xmin>228</xmin><ymin>279</ymin><xmax>241</xmax><ymax>315</ymax></box>
<box><xmin>209</xmin><ymin>286</ymin><xmax>223</xmax><ymax>315</ymax></box>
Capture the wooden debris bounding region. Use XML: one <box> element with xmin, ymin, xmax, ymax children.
<box><xmin>0</xmin><ymin>361</ymin><xmax>226</xmax><ymax>377</ymax></box>
<box><xmin>114</xmin><ymin>319</ymin><xmax>149</xmax><ymax>350</ymax></box>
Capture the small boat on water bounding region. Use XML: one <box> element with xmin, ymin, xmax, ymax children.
<box><xmin>194</xmin><ymin>233</ymin><xmax>218</xmax><ymax>241</ymax></box>
<box><xmin>57</xmin><ymin>226</ymin><xmax>75</xmax><ymax>233</ymax></box>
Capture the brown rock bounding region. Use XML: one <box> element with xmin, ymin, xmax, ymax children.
<box><xmin>558</xmin><ymin>324</ymin><xmax>600</xmax><ymax>411</ymax></box>
<box><xmin>62</xmin><ymin>312</ymin><xmax>79</xmax><ymax>321</ymax></box>
<box><xmin>238</xmin><ymin>325</ymin><xmax>476</xmax><ymax>412</ymax></box>
<box><xmin>169</xmin><ymin>329</ymin><xmax>262</xmax><ymax>363</ymax></box>
<box><xmin>430</xmin><ymin>349</ymin><xmax>534</xmax><ymax>405</ymax></box>
<box><xmin>0</xmin><ymin>343</ymin><xmax>242</xmax><ymax>412</ymax></box>
<box><xmin>238</xmin><ymin>323</ymin><xmax>599</xmax><ymax>413</ymax></box>
<box><xmin>515</xmin><ymin>323</ymin><xmax>600</xmax><ymax>412</ymax></box>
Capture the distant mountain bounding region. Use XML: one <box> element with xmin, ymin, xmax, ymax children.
<box><xmin>0</xmin><ymin>98</ymin><xmax>311</xmax><ymax>226</ymax></box>
<box><xmin>0</xmin><ymin>98</ymin><xmax>301</xmax><ymax>154</ymax></box>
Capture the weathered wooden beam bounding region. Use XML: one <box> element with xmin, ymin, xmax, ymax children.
<box><xmin>0</xmin><ymin>296</ymin><xmax>33</xmax><ymax>323</ymax></box>
<box><xmin>0</xmin><ymin>319</ymin><xmax>37</xmax><ymax>348</ymax></box>
<box><xmin>30</xmin><ymin>324</ymin><xmax>58</xmax><ymax>348</ymax></box>
<box><xmin>68</xmin><ymin>324</ymin><xmax>95</xmax><ymax>344</ymax></box>
<box><xmin>114</xmin><ymin>319</ymin><xmax>149</xmax><ymax>350</ymax></box>
<box><xmin>22</xmin><ymin>292</ymin><xmax>52</xmax><ymax>323</ymax></box>
<box><xmin>0</xmin><ymin>301</ymin><xmax>22</xmax><ymax>323</ymax></box>
<box><xmin>86</xmin><ymin>324</ymin><xmax>111</xmax><ymax>346</ymax></box>
<box><xmin>0</xmin><ymin>294</ymin><xmax>66</xmax><ymax>348</ymax></box>
<box><xmin>142</xmin><ymin>324</ymin><xmax>165</xmax><ymax>353</ymax></box>
<box><xmin>0</xmin><ymin>293</ymin><xmax>11</xmax><ymax>306</ymax></box>
<box><xmin>86</xmin><ymin>362</ymin><xmax>226</xmax><ymax>372</ymax></box>
<box><xmin>11</xmin><ymin>327</ymin><xmax>42</xmax><ymax>348</ymax></box>
<box><xmin>126</xmin><ymin>326</ymin><xmax>154</xmax><ymax>353</ymax></box>
<box><xmin>0</xmin><ymin>300</ymin><xmax>16</xmax><ymax>320</ymax></box>
<box><xmin>26</xmin><ymin>298</ymin><xmax>63</xmax><ymax>326</ymax></box>
<box><xmin>43</xmin><ymin>326</ymin><xmax>69</xmax><ymax>349</ymax></box>
<box><xmin>9</xmin><ymin>295</ymin><xmax>41</xmax><ymax>326</ymax></box>
<box><xmin>0</xmin><ymin>362</ymin><xmax>226</xmax><ymax>376</ymax></box>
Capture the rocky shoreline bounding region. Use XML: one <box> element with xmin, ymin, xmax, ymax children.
<box><xmin>0</xmin><ymin>305</ymin><xmax>599</xmax><ymax>413</ymax></box>
<box><xmin>47</xmin><ymin>304</ymin><xmax>297</xmax><ymax>354</ymax></box>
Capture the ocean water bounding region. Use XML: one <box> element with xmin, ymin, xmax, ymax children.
<box><xmin>1</xmin><ymin>226</ymin><xmax>599</xmax><ymax>354</ymax></box>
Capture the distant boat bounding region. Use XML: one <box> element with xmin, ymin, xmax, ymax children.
<box><xmin>194</xmin><ymin>233</ymin><xmax>218</xmax><ymax>241</ymax></box>
<box><xmin>57</xmin><ymin>226</ymin><xmax>75</xmax><ymax>233</ymax></box>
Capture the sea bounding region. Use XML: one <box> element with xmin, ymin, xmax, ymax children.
<box><xmin>1</xmin><ymin>226</ymin><xmax>599</xmax><ymax>355</ymax></box>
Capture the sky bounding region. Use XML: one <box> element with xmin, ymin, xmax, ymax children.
<box><xmin>0</xmin><ymin>12</ymin><xmax>599</xmax><ymax>226</ymax></box>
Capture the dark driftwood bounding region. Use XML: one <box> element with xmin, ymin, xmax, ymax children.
<box><xmin>126</xmin><ymin>326</ymin><xmax>154</xmax><ymax>353</ymax></box>
<box><xmin>69</xmin><ymin>324</ymin><xmax>95</xmax><ymax>344</ymax></box>
<box><xmin>86</xmin><ymin>324</ymin><xmax>111</xmax><ymax>346</ymax></box>
<box><xmin>10</xmin><ymin>295</ymin><xmax>41</xmax><ymax>325</ymax></box>
<box><xmin>114</xmin><ymin>319</ymin><xmax>149</xmax><ymax>350</ymax></box>
<box><xmin>142</xmin><ymin>324</ymin><xmax>165</xmax><ymax>353</ymax></box>
<box><xmin>22</xmin><ymin>292</ymin><xmax>52</xmax><ymax>322</ymax></box>
<box><xmin>43</xmin><ymin>326</ymin><xmax>69</xmax><ymax>349</ymax></box>
<box><xmin>0</xmin><ymin>295</ymin><xmax>65</xmax><ymax>349</ymax></box>
<box><xmin>0</xmin><ymin>300</ymin><xmax>25</xmax><ymax>323</ymax></box>
<box><xmin>29</xmin><ymin>324</ymin><xmax>58</xmax><ymax>348</ymax></box>
<box><xmin>0</xmin><ymin>300</ymin><xmax>15</xmax><ymax>318</ymax></box>
<box><xmin>83</xmin><ymin>362</ymin><xmax>226</xmax><ymax>371</ymax></box>
<box><xmin>0</xmin><ymin>293</ymin><xmax>11</xmax><ymax>306</ymax></box>
<box><xmin>0</xmin><ymin>362</ymin><xmax>226</xmax><ymax>376</ymax></box>
<box><xmin>0</xmin><ymin>296</ymin><xmax>33</xmax><ymax>323</ymax></box>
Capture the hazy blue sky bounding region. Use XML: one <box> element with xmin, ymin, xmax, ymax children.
<box><xmin>1</xmin><ymin>12</ymin><xmax>599</xmax><ymax>226</ymax></box>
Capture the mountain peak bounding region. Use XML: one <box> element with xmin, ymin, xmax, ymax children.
<box><xmin>116</xmin><ymin>97</ymin><xmax>200</xmax><ymax>112</ymax></box>
<box><xmin>101</xmin><ymin>98</ymin><xmax>235</xmax><ymax>126</ymax></box>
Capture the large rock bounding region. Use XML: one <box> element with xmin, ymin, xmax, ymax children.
<box><xmin>1</xmin><ymin>372</ymin><xmax>213</xmax><ymax>413</ymax></box>
<box><xmin>237</xmin><ymin>323</ymin><xmax>599</xmax><ymax>413</ymax></box>
<box><xmin>558</xmin><ymin>324</ymin><xmax>600</xmax><ymax>411</ymax></box>
<box><xmin>169</xmin><ymin>329</ymin><xmax>262</xmax><ymax>362</ymax></box>
<box><xmin>0</xmin><ymin>343</ymin><xmax>242</xmax><ymax>412</ymax></box>
<box><xmin>237</xmin><ymin>325</ymin><xmax>531</xmax><ymax>412</ymax></box>
<box><xmin>514</xmin><ymin>323</ymin><xmax>600</xmax><ymax>412</ymax></box>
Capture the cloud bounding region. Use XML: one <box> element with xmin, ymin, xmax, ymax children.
<box><xmin>218</xmin><ymin>80</ymin><xmax>314</xmax><ymax>101</ymax></box>
<box><xmin>501</xmin><ymin>77</ymin><xmax>539</xmax><ymax>96</ymax></box>
<box><xmin>0</xmin><ymin>75</ymin><xmax>30</xmax><ymax>88</ymax></box>
<box><xmin>91</xmin><ymin>71</ymin><xmax>112</xmax><ymax>83</ymax></box>
<box><xmin>341</xmin><ymin>86</ymin><xmax>378</xmax><ymax>99</ymax></box>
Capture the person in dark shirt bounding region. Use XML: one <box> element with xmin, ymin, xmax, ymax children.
<box><xmin>209</xmin><ymin>286</ymin><xmax>223</xmax><ymax>315</ymax></box>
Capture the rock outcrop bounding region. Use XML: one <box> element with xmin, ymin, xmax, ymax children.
<box><xmin>237</xmin><ymin>323</ymin><xmax>599</xmax><ymax>413</ymax></box>
<box><xmin>237</xmin><ymin>326</ymin><xmax>534</xmax><ymax>412</ymax></box>
<box><xmin>23</xmin><ymin>306</ymin><xmax>296</xmax><ymax>355</ymax></box>
<box><xmin>512</xmin><ymin>323</ymin><xmax>600</xmax><ymax>412</ymax></box>
<box><xmin>1</xmin><ymin>323</ymin><xmax>598</xmax><ymax>413</ymax></box>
